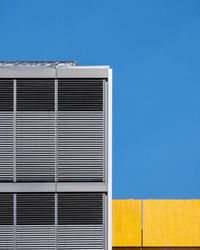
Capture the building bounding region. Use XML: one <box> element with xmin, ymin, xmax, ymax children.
<box><xmin>0</xmin><ymin>61</ymin><xmax>112</xmax><ymax>250</ymax></box>
<box><xmin>112</xmin><ymin>199</ymin><xmax>200</xmax><ymax>250</ymax></box>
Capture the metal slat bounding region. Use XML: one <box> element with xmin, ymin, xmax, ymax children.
<box><xmin>0</xmin><ymin>80</ymin><xmax>13</xmax><ymax>181</ymax></box>
<box><xmin>16</xmin><ymin>111</ymin><xmax>55</xmax><ymax>181</ymax></box>
<box><xmin>0</xmin><ymin>194</ymin><xmax>14</xmax><ymax>249</ymax></box>
<box><xmin>58</xmin><ymin>79</ymin><xmax>103</xmax><ymax>111</ymax></box>
<box><xmin>57</xmin><ymin>225</ymin><xmax>103</xmax><ymax>250</ymax></box>
<box><xmin>0</xmin><ymin>112</ymin><xmax>13</xmax><ymax>181</ymax></box>
<box><xmin>16</xmin><ymin>225</ymin><xmax>55</xmax><ymax>249</ymax></box>
<box><xmin>17</xmin><ymin>79</ymin><xmax>54</xmax><ymax>111</ymax></box>
<box><xmin>58</xmin><ymin>111</ymin><xmax>104</xmax><ymax>181</ymax></box>
<box><xmin>57</xmin><ymin>193</ymin><xmax>103</xmax><ymax>250</ymax></box>
<box><xmin>16</xmin><ymin>193</ymin><xmax>55</xmax><ymax>249</ymax></box>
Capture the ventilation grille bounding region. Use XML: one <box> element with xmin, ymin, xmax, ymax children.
<box><xmin>58</xmin><ymin>79</ymin><xmax>103</xmax><ymax>111</ymax></box>
<box><xmin>16</xmin><ymin>193</ymin><xmax>55</xmax><ymax>249</ymax></box>
<box><xmin>58</xmin><ymin>193</ymin><xmax>103</xmax><ymax>224</ymax></box>
<box><xmin>58</xmin><ymin>111</ymin><xmax>104</xmax><ymax>182</ymax></box>
<box><xmin>16</xmin><ymin>112</ymin><xmax>55</xmax><ymax>182</ymax></box>
<box><xmin>0</xmin><ymin>112</ymin><xmax>13</xmax><ymax>181</ymax></box>
<box><xmin>0</xmin><ymin>193</ymin><xmax>104</xmax><ymax>249</ymax></box>
<box><xmin>17</xmin><ymin>79</ymin><xmax>54</xmax><ymax>111</ymax></box>
<box><xmin>0</xmin><ymin>79</ymin><xmax>13</xmax><ymax>111</ymax></box>
<box><xmin>57</xmin><ymin>193</ymin><xmax>103</xmax><ymax>250</ymax></box>
<box><xmin>0</xmin><ymin>80</ymin><xmax>13</xmax><ymax>181</ymax></box>
<box><xmin>17</xmin><ymin>193</ymin><xmax>55</xmax><ymax>225</ymax></box>
<box><xmin>57</xmin><ymin>225</ymin><xmax>103</xmax><ymax>250</ymax></box>
<box><xmin>16</xmin><ymin>225</ymin><xmax>55</xmax><ymax>250</ymax></box>
<box><xmin>0</xmin><ymin>194</ymin><xmax>14</xmax><ymax>249</ymax></box>
<box><xmin>0</xmin><ymin>78</ymin><xmax>105</xmax><ymax>182</ymax></box>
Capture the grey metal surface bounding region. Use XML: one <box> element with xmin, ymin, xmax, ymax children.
<box><xmin>13</xmin><ymin>80</ymin><xmax>16</xmax><ymax>182</ymax></box>
<box><xmin>0</xmin><ymin>182</ymin><xmax>107</xmax><ymax>192</ymax></box>
<box><xmin>16</xmin><ymin>111</ymin><xmax>55</xmax><ymax>181</ymax></box>
<box><xmin>16</xmin><ymin>225</ymin><xmax>55</xmax><ymax>249</ymax></box>
<box><xmin>0</xmin><ymin>65</ymin><xmax>111</xmax><ymax>250</ymax></box>
<box><xmin>57</xmin><ymin>67</ymin><xmax>109</xmax><ymax>78</ymax></box>
<box><xmin>58</xmin><ymin>111</ymin><xmax>104</xmax><ymax>182</ymax></box>
<box><xmin>57</xmin><ymin>183</ymin><xmax>107</xmax><ymax>192</ymax></box>
<box><xmin>55</xmin><ymin>79</ymin><xmax>58</xmax><ymax>182</ymax></box>
<box><xmin>57</xmin><ymin>225</ymin><xmax>103</xmax><ymax>250</ymax></box>
<box><xmin>0</xmin><ymin>226</ymin><xmax>14</xmax><ymax>249</ymax></box>
<box><xmin>0</xmin><ymin>112</ymin><xmax>13</xmax><ymax>181</ymax></box>
<box><xmin>0</xmin><ymin>62</ymin><xmax>109</xmax><ymax>78</ymax></box>
<box><xmin>0</xmin><ymin>61</ymin><xmax>77</xmax><ymax>67</ymax></box>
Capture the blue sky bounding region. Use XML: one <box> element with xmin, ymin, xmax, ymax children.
<box><xmin>1</xmin><ymin>0</ymin><xmax>200</xmax><ymax>198</ymax></box>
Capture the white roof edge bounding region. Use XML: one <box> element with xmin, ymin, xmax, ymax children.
<box><xmin>0</xmin><ymin>64</ymin><xmax>110</xmax><ymax>78</ymax></box>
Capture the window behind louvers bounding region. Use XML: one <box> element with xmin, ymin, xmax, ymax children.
<box><xmin>16</xmin><ymin>79</ymin><xmax>55</xmax><ymax>182</ymax></box>
<box><xmin>57</xmin><ymin>193</ymin><xmax>104</xmax><ymax>250</ymax></box>
<box><xmin>0</xmin><ymin>80</ymin><xmax>13</xmax><ymax>181</ymax></box>
<box><xmin>16</xmin><ymin>193</ymin><xmax>55</xmax><ymax>249</ymax></box>
<box><xmin>0</xmin><ymin>194</ymin><xmax>13</xmax><ymax>249</ymax></box>
<box><xmin>58</xmin><ymin>79</ymin><xmax>104</xmax><ymax>182</ymax></box>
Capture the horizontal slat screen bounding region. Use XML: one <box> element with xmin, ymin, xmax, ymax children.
<box><xmin>16</xmin><ymin>193</ymin><xmax>55</xmax><ymax>249</ymax></box>
<box><xmin>58</xmin><ymin>79</ymin><xmax>103</xmax><ymax>111</ymax></box>
<box><xmin>16</xmin><ymin>225</ymin><xmax>55</xmax><ymax>249</ymax></box>
<box><xmin>0</xmin><ymin>194</ymin><xmax>14</xmax><ymax>249</ymax></box>
<box><xmin>0</xmin><ymin>78</ymin><xmax>106</xmax><ymax>183</ymax></box>
<box><xmin>16</xmin><ymin>111</ymin><xmax>55</xmax><ymax>182</ymax></box>
<box><xmin>0</xmin><ymin>112</ymin><xmax>13</xmax><ymax>181</ymax></box>
<box><xmin>17</xmin><ymin>79</ymin><xmax>54</xmax><ymax>111</ymax></box>
<box><xmin>58</xmin><ymin>193</ymin><xmax>103</xmax><ymax>225</ymax></box>
<box><xmin>17</xmin><ymin>193</ymin><xmax>54</xmax><ymax>225</ymax></box>
<box><xmin>0</xmin><ymin>80</ymin><xmax>13</xmax><ymax>181</ymax></box>
<box><xmin>0</xmin><ymin>193</ymin><xmax>105</xmax><ymax>249</ymax></box>
<box><xmin>57</xmin><ymin>225</ymin><xmax>103</xmax><ymax>250</ymax></box>
<box><xmin>57</xmin><ymin>193</ymin><xmax>103</xmax><ymax>250</ymax></box>
<box><xmin>58</xmin><ymin>111</ymin><xmax>104</xmax><ymax>182</ymax></box>
<box><xmin>0</xmin><ymin>79</ymin><xmax>13</xmax><ymax>111</ymax></box>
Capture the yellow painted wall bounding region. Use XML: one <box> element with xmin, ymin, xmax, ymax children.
<box><xmin>112</xmin><ymin>200</ymin><xmax>142</xmax><ymax>247</ymax></box>
<box><xmin>143</xmin><ymin>200</ymin><xmax>200</xmax><ymax>246</ymax></box>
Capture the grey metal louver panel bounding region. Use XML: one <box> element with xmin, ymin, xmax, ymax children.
<box><xmin>16</xmin><ymin>111</ymin><xmax>55</xmax><ymax>182</ymax></box>
<box><xmin>17</xmin><ymin>79</ymin><xmax>54</xmax><ymax>111</ymax></box>
<box><xmin>58</xmin><ymin>193</ymin><xmax>103</xmax><ymax>225</ymax></box>
<box><xmin>0</xmin><ymin>112</ymin><xmax>13</xmax><ymax>181</ymax></box>
<box><xmin>0</xmin><ymin>80</ymin><xmax>13</xmax><ymax>181</ymax></box>
<box><xmin>16</xmin><ymin>225</ymin><xmax>55</xmax><ymax>250</ymax></box>
<box><xmin>0</xmin><ymin>79</ymin><xmax>13</xmax><ymax>111</ymax></box>
<box><xmin>0</xmin><ymin>194</ymin><xmax>13</xmax><ymax>225</ymax></box>
<box><xmin>17</xmin><ymin>193</ymin><xmax>55</xmax><ymax>225</ymax></box>
<box><xmin>57</xmin><ymin>225</ymin><xmax>103</xmax><ymax>250</ymax></box>
<box><xmin>16</xmin><ymin>193</ymin><xmax>55</xmax><ymax>249</ymax></box>
<box><xmin>58</xmin><ymin>111</ymin><xmax>104</xmax><ymax>182</ymax></box>
<box><xmin>0</xmin><ymin>194</ymin><xmax>14</xmax><ymax>249</ymax></box>
<box><xmin>58</xmin><ymin>79</ymin><xmax>103</xmax><ymax>111</ymax></box>
<box><xmin>57</xmin><ymin>193</ymin><xmax>103</xmax><ymax>250</ymax></box>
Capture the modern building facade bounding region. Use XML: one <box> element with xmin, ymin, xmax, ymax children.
<box><xmin>112</xmin><ymin>199</ymin><xmax>200</xmax><ymax>249</ymax></box>
<box><xmin>0</xmin><ymin>61</ymin><xmax>112</xmax><ymax>250</ymax></box>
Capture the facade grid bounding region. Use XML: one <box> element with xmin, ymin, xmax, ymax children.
<box><xmin>0</xmin><ymin>62</ymin><xmax>112</xmax><ymax>250</ymax></box>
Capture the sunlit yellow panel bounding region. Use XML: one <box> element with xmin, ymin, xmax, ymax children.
<box><xmin>143</xmin><ymin>200</ymin><xmax>200</xmax><ymax>246</ymax></box>
<box><xmin>112</xmin><ymin>200</ymin><xmax>142</xmax><ymax>247</ymax></box>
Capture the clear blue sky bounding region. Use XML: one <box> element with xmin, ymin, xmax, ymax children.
<box><xmin>1</xmin><ymin>0</ymin><xmax>200</xmax><ymax>199</ymax></box>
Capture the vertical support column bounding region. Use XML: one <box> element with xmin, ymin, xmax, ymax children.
<box><xmin>13</xmin><ymin>79</ymin><xmax>16</xmax><ymax>183</ymax></box>
<box><xmin>55</xmin><ymin>193</ymin><xmax>58</xmax><ymax>250</ymax></box>
<box><xmin>103</xmin><ymin>80</ymin><xmax>108</xmax><ymax>183</ymax></box>
<box><xmin>14</xmin><ymin>193</ymin><xmax>16</xmax><ymax>250</ymax></box>
<box><xmin>55</xmin><ymin>79</ymin><xmax>58</xmax><ymax>183</ymax></box>
<box><xmin>107</xmin><ymin>69</ymin><xmax>112</xmax><ymax>250</ymax></box>
<box><xmin>103</xmin><ymin>193</ymin><xmax>108</xmax><ymax>250</ymax></box>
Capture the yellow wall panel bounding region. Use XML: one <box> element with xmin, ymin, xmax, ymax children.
<box><xmin>143</xmin><ymin>200</ymin><xmax>200</xmax><ymax>246</ymax></box>
<box><xmin>112</xmin><ymin>200</ymin><xmax>142</xmax><ymax>247</ymax></box>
